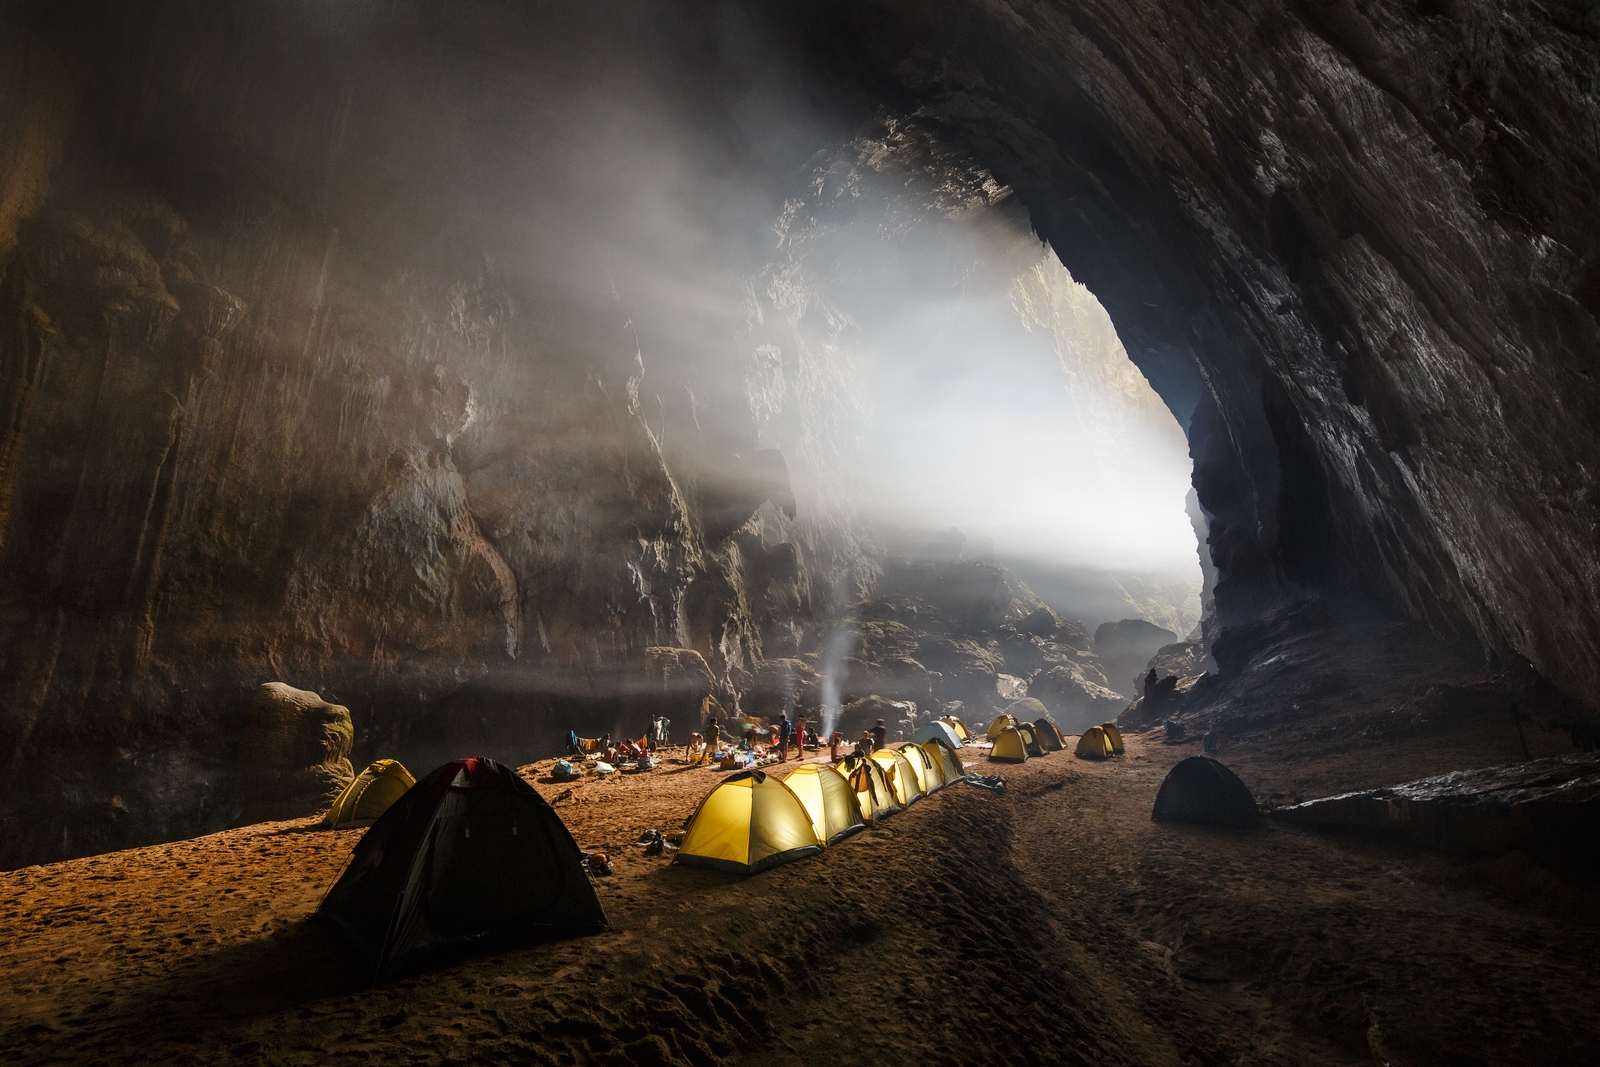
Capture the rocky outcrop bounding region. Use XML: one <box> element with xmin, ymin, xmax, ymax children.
<box><xmin>234</xmin><ymin>683</ymin><xmax>353</xmax><ymax>825</ymax></box>
<box><xmin>1271</xmin><ymin>755</ymin><xmax>1600</xmax><ymax>872</ymax></box>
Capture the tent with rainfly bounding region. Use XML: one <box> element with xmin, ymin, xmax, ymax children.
<box><xmin>900</xmin><ymin>742</ymin><xmax>942</xmax><ymax>793</ymax></box>
<box><xmin>1031</xmin><ymin>719</ymin><xmax>1067</xmax><ymax>752</ymax></box>
<box><xmin>912</xmin><ymin>720</ymin><xmax>964</xmax><ymax>750</ymax></box>
<box><xmin>322</xmin><ymin>758</ymin><xmax>416</xmax><ymax>829</ymax></box>
<box><xmin>989</xmin><ymin>726</ymin><xmax>1029</xmax><ymax>762</ymax></box>
<box><xmin>843</xmin><ymin>756</ymin><xmax>901</xmax><ymax>823</ymax></box>
<box><xmin>1100</xmin><ymin>722</ymin><xmax>1125</xmax><ymax>754</ymax></box>
<box><xmin>923</xmin><ymin>739</ymin><xmax>965</xmax><ymax>784</ymax></box>
<box><xmin>1076</xmin><ymin>725</ymin><xmax>1115</xmax><ymax>759</ymax></box>
<box><xmin>986</xmin><ymin>713</ymin><xmax>1018</xmax><ymax>740</ymax></box>
<box><xmin>870</xmin><ymin>746</ymin><xmax>926</xmax><ymax>806</ymax></box>
<box><xmin>897</xmin><ymin>742</ymin><xmax>936</xmax><ymax>794</ymax></box>
<box><xmin>941</xmin><ymin>717</ymin><xmax>972</xmax><ymax>742</ymax></box>
<box><xmin>317</xmin><ymin>757</ymin><xmax>608</xmax><ymax>982</ymax></box>
<box><xmin>676</xmin><ymin>770</ymin><xmax>822</xmax><ymax>875</ymax></box>
<box><xmin>782</xmin><ymin>764</ymin><xmax>867</xmax><ymax>846</ymax></box>
<box><xmin>1016</xmin><ymin>722</ymin><xmax>1048</xmax><ymax>758</ymax></box>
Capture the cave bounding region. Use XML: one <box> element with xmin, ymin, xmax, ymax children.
<box><xmin>2</xmin><ymin>1</ymin><xmax>1598</xmax><ymax>1063</ymax></box>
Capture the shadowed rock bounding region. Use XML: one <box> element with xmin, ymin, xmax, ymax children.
<box><xmin>236</xmin><ymin>683</ymin><xmax>354</xmax><ymax>825</ymax></box>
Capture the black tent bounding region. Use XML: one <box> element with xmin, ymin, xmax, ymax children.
<box><xmin>318</xmin><ymin>757</ymin><xmax>608</xmax><ymax>981</ymax></box>
<box><xmin>1151</xmin><ymin>756</ymin><xmax>1260</xmax><ymax>828</ymax></box>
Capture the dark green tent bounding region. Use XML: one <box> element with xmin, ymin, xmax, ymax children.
<box><xmin>318</xmin><ymin>757</ymin><xmax>607</xmax><ymax>981</ymax></box>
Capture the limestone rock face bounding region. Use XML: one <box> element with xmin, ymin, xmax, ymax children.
<box><xmin>235</xmin><ymin>683</ymin><xmax>354</xmax><ymax>826</ymax></box>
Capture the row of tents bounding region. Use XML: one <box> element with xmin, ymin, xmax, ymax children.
<box><xmin>983</xmin><ymin>708</ymin><xmax>1125</xmax><ymax>761</ymax></box>
<box><xmin>675</xmin><ymin>731</ymin><xmax>971</xmax><ymax>875</ymax></box>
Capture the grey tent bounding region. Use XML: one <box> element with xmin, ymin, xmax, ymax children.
<box><xmin>1151</xmin><ymin>756</ymin><xmax>1259</xmax><ymax>828</ymax></box>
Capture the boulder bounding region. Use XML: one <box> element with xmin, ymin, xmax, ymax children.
<box><xmin>1028</xmin><ymin>664</ymin><xmax>1127</xmax><ymax>734</ymax></box>
<box><xmin>836</xmin><ymin>695</ymin><xmax>917</xmax><ymax>744</ymax></box>
<box><xmin>236</xmin><ymin>682</ymin><xmax>354</xmax><ymax>825</ymax></box>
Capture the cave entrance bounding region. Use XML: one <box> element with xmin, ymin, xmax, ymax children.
<box><xmin>738</xmin><ymin>118</ymin><xmax>1204</xmax><ymax>644</ymax></box>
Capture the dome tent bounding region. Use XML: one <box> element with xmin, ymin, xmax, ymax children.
<box><xmin>321</xmin><ymin>759</ymin><xmax>416</xmax><ymax>830</ymax></box>
<box><xmin>897</xmin><ymin>742</ymin><xmax>937</xmax><ymax>793</ymax></box>
<box><xmin>782</xmin><ymin>764</ymin><xmax>867</xmax><ymax>846</ymax></box>
<box><xmin>317</xmin><ymin>758</ymin><xmax>607</xmax><ymax>982</ymax></box>
<box><xmin>941</xmin><ymin>717</ymin><xmax>972</xmax><ymax>742</ymax></box>
<box><xmin>986</xmin><ymin>713</ymin><xmax>1018</xmax><ymax>740</ymax></box>
<box><xmin>1100</xmin><ymin>721</ymin><xmax>1125</xmax><ymax>755</ymax></box>
<box><xmin>677</xmin><ymin>770</ymin><xmax>822</xmax><ymax>874</ymax></box>
<box><xmin>843</xmin><ymin>756</ymin><xmax>901</xmax><ymax>823</ymax></box>
<box><xmin>923</xmin><ymin>739</ymin><xmax>965</xmax><ymax>784</ymax></box>
<box><xmin>913</xmin><ymin>720</ymin><xmax>964</xmax><ymax>749</ymax></box>
<box><xmin>1076</xmin><ymin>725</ymin><xmax>1115</xmax><ymax>759</ymax></box>
<box><xmin>870</xmin><ymin>747</ymin><xmax>926</xmax><ymax>806</ymax></box>
<box><xmin>1152</xmin><ymin>756</ymin><xmax>1259</xmax><ymax>828</ymax></box>
<box><xmin>901</xmin><ymin>742</ymin><xmax>943</xmax><ymax>792</ymax></box>
<box><xmin>1031</xmin><ymin>719</ymin><xmax>1067</xmax><ymax>752</ymax></box>
<box><xmin>1016</xmin><ymin>722</ymin><xmax>1048</xmax><ymax>758</ymax></box>
<box><xmin>989</xmin><ymin>727</ymin><xmax>1029</xmax><ymax>762</ymax></box>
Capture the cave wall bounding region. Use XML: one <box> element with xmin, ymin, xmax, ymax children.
<box><xmin>788</xmin><ymin>0</ymin><xmax>1599</xmax><ymax>705</ymax></box>
<box><xmin>0</xmin><ymin>1</ymin><xmax>844</xmax><ymax>866</ymax></box>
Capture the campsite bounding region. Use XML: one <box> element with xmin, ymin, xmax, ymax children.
<box><xmin>6</xmin><ymin>708</ymin><xmax>1597</xmax><ymax>1067</ymax></box>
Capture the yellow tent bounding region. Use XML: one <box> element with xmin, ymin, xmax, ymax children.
<box><xmin>782</xmin><ymin>764</ymin><xmax>867</xmax><ymax>846</ymax></box>
<box><xmin>897</xmin><ymin>743</ymin><xmax>936</xmax><ymax>794</ymax></box>
<box><xmin>870</xmin><ymin>747</ymin><xmax>926</xmax><ymax>806</ymax></box>
<box><xmin>986</xmin><ymin>713</ymin><xmax>1018</xmax><ymax>740</ymax></box>
<box><xmin>989</xmin><ymin>727</ymin><xmax>1029</xmax><ymax>762</ymax></box>
<box><xmin>1032</xmin><ymin>718</ymin><xmax>1066</xmax><ymax>751</ymax></box>
<box><xmin>923</xmin><ymin>739</ymin><xmax>964</xmax><ymax>784</ymax></box>
<box><xmin>941</xmin><ymin>716</ymin><xmax>972</xmax><ymax>742</ymax></box>
<box><xmin>843</xmin><ymin>757</ymin><xmax>900</xmax><ymax>823</ymax></box>
<box><xmin>901</xmin><ymin>742</ymin><xmax>942</xmax><ymax>793</ymax></box>
<box><xmin>1076</xmin><ymin>725</ymin><xmax>1115</xmax><ymax>760</ymax></box>
<box><xmin>321</xmin><ymin>759</ymin><xmax>416</xmax><ymax>829</ymax></box>
<box><xmin>1016</xmin><ymin>722</ymin><xmax>1048</xmax><ymax>758</ymax></box>
<box><xmin>1100</xmin><ymin>721</ymin><xmax>1125</xmax><ymax>755</ymax></box>
<box><xmin>677</xmin><ymin>770</ymin><xmax>823</xmax><ymax>874</ymax></box>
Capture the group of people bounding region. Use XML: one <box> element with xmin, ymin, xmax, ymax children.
<box><xmin>579</xmin><ymin>711</ymin><xmax>896</xmax><ymax>771</ymax></box>
<box><xmin>677</xmin><ymin>713</ymin><xmax>893</xmax><ymax>767</ymax></box>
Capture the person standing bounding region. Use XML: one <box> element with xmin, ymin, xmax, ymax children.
<box><xmin>705</xmin><ymin>717</ymin><xmax>721</xmax><ymax>754</ymax></box>
<box><xmin>794</xmin><ymin>714</ymin><xmax>807</xmax><ymax>757</ymax></box>
<box><xmin>871</xmin><ymin>718</ymin><xmax>887</xmax><ymax>751</ymax></box>
<box><xmin>778</xmin><ymin>713</ymin><xmax>794</xmax><ymax>761</ymax></box>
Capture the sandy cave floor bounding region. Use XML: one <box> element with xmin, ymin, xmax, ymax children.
<box><xmin>4</xmin><ymin>709</ymin><xmax>1600</xmax><ymax>1066</ymax></box>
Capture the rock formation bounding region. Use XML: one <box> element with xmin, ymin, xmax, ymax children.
<box><xmin>234</xmin><ymin>682</ymin><xmax>353</xmax><ymax>825</ymax></box>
